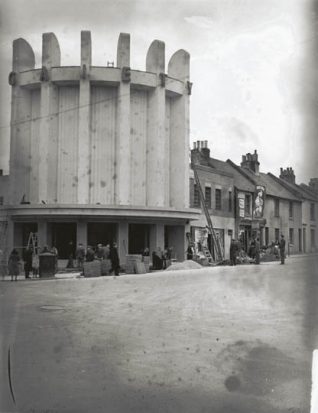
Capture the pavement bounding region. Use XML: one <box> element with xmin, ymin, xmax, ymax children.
<box><xmin>0</xmin><ymin>254</ymin><xmax>317</xmax><ymax>413</ymax></box>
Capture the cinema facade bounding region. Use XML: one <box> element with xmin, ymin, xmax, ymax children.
<box><xmin>0</xmin><ymin>32</ymin><xmax>200</xmax><ymax>262</ymax></box>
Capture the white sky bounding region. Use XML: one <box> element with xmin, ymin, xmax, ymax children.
<box><xmin>0</xmin><ymin>0</ymin><xmax>317</xmax><ymax>183</ymax></box>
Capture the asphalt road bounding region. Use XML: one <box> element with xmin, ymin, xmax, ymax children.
<box><xmin>1</xmin><ymin>255</ymin><xmax>317</xmax><ymax>413</ymax></box>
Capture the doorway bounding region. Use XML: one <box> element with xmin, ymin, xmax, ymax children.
<box><xmin>128</xmin><ymin>224</ymin><xmax>150</xmax><ymax>254</ymax></box>
<box><xmin>51</xmin><ymin>223</ymin><xmax>77</xmax><ymax>259</ymax></box>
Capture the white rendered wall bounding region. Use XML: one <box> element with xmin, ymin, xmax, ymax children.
<box><xmin>29</xmin><ymin>90</ymin><xmax>40</xmax><ymax>203</ymax></box>
<box><xmin>130</xmin><ymin>89</ymin><xmax>148</xmax><ymax>206</ymax></box>
<box><xmin>57</xmin><ymin>87</ymin><xmax>79</xmax><ymax>203</ymax></box>
<box><xmin>90</xmin><ymin>86</ymin><xmax>117</xmax><ymax>204</ymax></box>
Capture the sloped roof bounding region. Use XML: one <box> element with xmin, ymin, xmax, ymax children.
<box><xmin>268</xmin><ymin>173</ymin><xmax>318</xmax><ymax>202</ymax></box>
<box><xmin>209</xmin><ymin>158</ymin><xmax>255</xmax><ymax>192</ymax></box>
<box><xmin>226</xmin><ymin>160</ymin><xmax>301</xmax><ymax>201</ymax></box>
<box><xmin>299</xmin><ymin>183</ymin><xmax>318</xmax><ymax>201</ymax></box>
<box><xmin>243</xmin><ymin>169</ymin><xmax>300</xmax><ymax>200</ymax></box>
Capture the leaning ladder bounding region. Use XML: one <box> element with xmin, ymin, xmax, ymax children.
<box><xmin>192</xmin><ymin>165</ymin><xmax>224</xmax><ymax>263</ymax></box>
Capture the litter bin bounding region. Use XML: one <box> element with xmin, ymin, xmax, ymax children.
<box><xmin>39</xmin><ymin>252</ymin><xmax>56</xmax><ymax>278</ymax></box>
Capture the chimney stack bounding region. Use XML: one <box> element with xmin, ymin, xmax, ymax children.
<box><xmin>279</xmin><ymin>167</ymin><xmax>296</xmax><ymax>184</ymax></box>
<box><xmin>240</xmin><ymin>150</ymin><xmax>260</xmax><ymax>175</ymax></box>
<box><xmin>191</xmin><ymin>140</ymin><xmax>210</xmax><ymax>166</ymax></box>
<box><xmin>309</xmin><ymin>178</ymin><xmax>318</xmax><ymax>193</ymax></box>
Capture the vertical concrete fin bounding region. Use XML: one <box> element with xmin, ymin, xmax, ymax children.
<box><xmin>168</xmin><ymin>49</ymin><xmax>190</xmax><ymax>81</ymax></box>
<box><xmin>117</xmin><ymin>33</ymin><xmax>130</xmax><ymax>68</ymax></box>
<box><xmin>81</xmin><ymin>30</ymin><xmax>92</xmax><ymax>67</ymax></box>
<box><xmin>42</xmin><ymin>33</ymin><xmax>61</xmax><ymax>68</ymax></box>
<box><xmin>12</xmin><ymin>38</ymin><xmax>35</xmax><ymax>72</ymax></box>
<box><xmin>146</xmin><ymin>40</ymin><xmax>165</xmax><ymax>74</ymax></box>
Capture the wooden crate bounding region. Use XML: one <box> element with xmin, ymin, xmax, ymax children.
<box><xmin>83</xmin><ymin>261</ymin><xmax>101</xmax><ymax>277</ymax></box>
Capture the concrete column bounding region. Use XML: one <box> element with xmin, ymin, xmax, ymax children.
<box><xmin>168</xmin><ymin>50</ymin><xmax>190</xmax><ymax>209</ymax></box>
<box><xmin>38</xmin><ymin>33</ymin><xmax>60</xmax><ymax>203</ymax></box>
<box><xmin>117</xmin><ymin>221</ymin><xmax>128</xmax><ymax>266</ymax></box>
<box><xmin>146</xmin><ymin>40</ymin><xmax>166</xmax><ymax>207</ymax></box>
<box><xmin>77</xmin><ymin>221</ymin><xmax>87</xmax><ymax>246</ymax></box>
<box><xmin>37</xmin><ymin>221</ymin><xmax>48</xmax><ymax>250</ymax></box>
<box><xmin>9</xmin><ymin>38</ymin><xmax>35</xmax><ymax>204</ymax></box>
<box><xmin>116</xmin><ymin>33</ymin><xmax>131</xmax><ymax>205</ymax></box>
<box><xmin>78</xmin><ymin>31</ymin><xmax>91</xmax><ymax>204</ymax></box>
<box><xmin>149</xmin><ymin>223</ymin><xmax>165</xmax><ymax>256</ymax></box>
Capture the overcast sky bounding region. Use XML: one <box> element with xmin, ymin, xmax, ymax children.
<box><xmin>0</xmin><ymin>0</ymin><xmax>317</xmax><ymax>184</ymax></box>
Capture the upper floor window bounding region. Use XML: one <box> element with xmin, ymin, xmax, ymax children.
<box><xmin>228</xmin><ymin>191</ymin><xmax>232</xmax><ymax>212</ymax></box>
<box><xmin>274</xmin><ymin>199</ymin><xmax>280</xmax><ymax>217</ymax></box>
<box><xmin>205</xmin><ymin>187</ymin><xmax>211</xmax><ymax>209</ymax></box>
<box><xmin>245</xmin><ymin>194</ymin><xmax>251</xmax><ymax>215</ymax></box>
<box><xmin>193</xmin><ymin>184</ymin><xmax>200</xmax><ymax>207</ymax></box>
<box><xmin>310</xmin><ymin>203</ymin><xmax>315</xmax><ymax>221</ymax></box>
<box><xmin>215</xmin><ymin>189</ymin><xmax>221</xmax><ymax>210</ymax></box>
<box><xmin>289</xmin><ymin>201</ymin><xmax>293</xmax><ymax>218</ymax></box>
<box><xmin>0</xmin><ymin>196</ymin><xmax>3</xmax><ymax>206</ymax></box>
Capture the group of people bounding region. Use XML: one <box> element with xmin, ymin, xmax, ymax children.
<box><xmin>73</xmin><ymin>242</ymin><xmax>120</xmax><ymax>276</ymax></box>
<box><xmin>7</xmin><ymin>244</ymin><xmax>58</xmax><ymax>281</ymax></box>
<box><xmin>230</xmin><ymin>234</ymin><xmax>286</xmax><ymax>266</ymax></box>
<box><xmin>150</xmin><ymin>247</ymin><xmax>173</xmax><ymax>270</ymax></box>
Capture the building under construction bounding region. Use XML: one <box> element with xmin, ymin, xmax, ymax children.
<box><xmin>0</xmin><ymin>32</ymin><xmax>199</xmax><ymax>263</ymax></box>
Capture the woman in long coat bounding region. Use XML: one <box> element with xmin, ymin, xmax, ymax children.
<box><xmin>109</xmin><ymin>242</ymin><xmax>120</xmax><ymax>276</ymax></box>
<box><xmin>8</xmin><ymin>249</ymin><xmax>20</xmax><ymax>281</ymax></box>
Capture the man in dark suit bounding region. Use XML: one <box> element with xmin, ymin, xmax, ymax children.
<box><xmin>279</xmin><ymin>234</ymin><xmax>286</xmax><ymax>264</ymax></box>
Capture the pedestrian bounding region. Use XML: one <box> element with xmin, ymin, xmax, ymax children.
<box><xmin>279</xmin><ymin>234</ymin><xmax>286</xmax><ymax>264</ymax></box>
<box><xmin>32</xmin><ymin>253</ymin><xmax>39</xmax><ymax>277</ymax></box>
<box><xmin>102</xmin><ymin>243</ymin><xmax>110</xmax><ymax>260</ymax></box>
<box><xmin>187</xmin><ymin>243</ymin><xmax>194</xmax><ymax>260</ymax></box>
<box><xmin>143</xmin><ymin>247</ymin><xmax>150</xmax><ymax>257</ymax></box>
<box><xmin>255</xmin><ymin>237</ymin><xmax>260</xmax><ymax>265</ymax></box>
<box><xmin>8</xmin><ymin>248</ymin><xmax>20</xmax><ymax>281</ymax></box>
<box><xmin>86</xmin><ymin>245</ymin><xmax>95</xmax><ymax>262</ymax></box>
<box><xmin>51</xmin><ymin>246</ymin><xmax>58</xmax><ymax>272</ymax></box>
<box><xmin>23</xmin><ymin>246</ymin><xmax>33</xmax><ymax>279</ymax></box>
<box><xmin>249</xmin><ymin>238</ymin><xmax>256</xmax><ymax>259</ymax></box>
<box><xmin>76</xmin><ymin>243</ymin><xmax>86</xmax><ymax>269</ymax></box>
<box><xmin>66</xmin><ymin>241</ymin><xmax>74</xmax><ymax>268</ymax></box>
<box><xmin>96</xmin><ymin>243</ymin><xmax>104</xmax><ymax>260</ymax></box>
<box><xmin>229</xmin><ymin>238</ymin><xmax>237</xmax><ymax>266</ymax></box>
<box><xmin>109</xmin><ymin>242</ymin><xmax>120</xmax><ymax>276</ymax></box>
<box><xmin>162</xmin><ymin>248</ymin><xmax>168</xmax><ymax>269</ymax></box>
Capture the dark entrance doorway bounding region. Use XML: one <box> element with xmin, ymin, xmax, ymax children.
<box><xmin>128</xmin><ymin>224</ymin><xmax>149</xmax><ymax>254</ymax></box>
<box><xmin>51</xmin><ymin>223</ymin><xmax>77</xmax><ymax>259</ymax></box>
<box><xmin>87</xmin><ymin>223</ymin><xmax>117</xmax><ymax>247</ymax></box>
<box><xmin>239</xmin><ymin>225</ymin><xmax>251</xmax><ymax>253</ymax></box>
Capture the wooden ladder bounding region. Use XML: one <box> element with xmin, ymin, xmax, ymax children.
<box><xmin>192</xmin><ymin>165</ymin><xmax>224</xmax><ymax>263</ymax></box>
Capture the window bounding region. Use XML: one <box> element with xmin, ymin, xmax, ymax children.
<box><xmin>245</xmin><ymin>195</ymin><xmax>251</xmax><ymax>215</ymax></box>
<box><xmin>193</xmin><ymin>184</ymin><xmax>200</xmax><ymax>207</ymax></box>
<box><xmin>274</xmin><ymin>199</ymin><xmax>280</xmax><ymax>217</ymax></box>
<box><xmin>228</xmin><ymin>191</ymin><xmax>232</xmax><ymax>212</ymax></box>
<box><xmin>215</xmin><ymin>189</ymin><xmax>221</xmax><ymax>210</ymax></box>
<box><xmin>289</xmin><ymin>201</ymin><xmax>293</xmax><ymax>218</ymax></box>
<box><xmin>205</xmin><ymin>187</ymin><xmax>211</xmax><ymax>209</ymax></box>
<box><xmin>289</xmin><ymin>228</ymin><xmax>294</xmax><ymax>244</ymax></box>
<box><xmin>275</xmin><ymin>228</ymin><xmax>279</xmax><ymax>242</ymax></box>
<box><xmin>310</xmin><ymin>203</ymin><xmax>315</xmax><ymax>221</ymax></box>
<box><xmin>0</xmin><ymin>196</ymin><xmax>3</xmax><ymax>206</ymax></box>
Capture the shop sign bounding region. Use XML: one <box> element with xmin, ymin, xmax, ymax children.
<box><xmin>253</xmin><ymin>185</ymin><xmax>265</xmax><ymax>218</ymax></box>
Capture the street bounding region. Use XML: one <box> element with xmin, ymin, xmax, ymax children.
<box><xmin>1</xmin><ymin>255</ymin><xmax>317</xmax><ymax>413</ymax></box>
